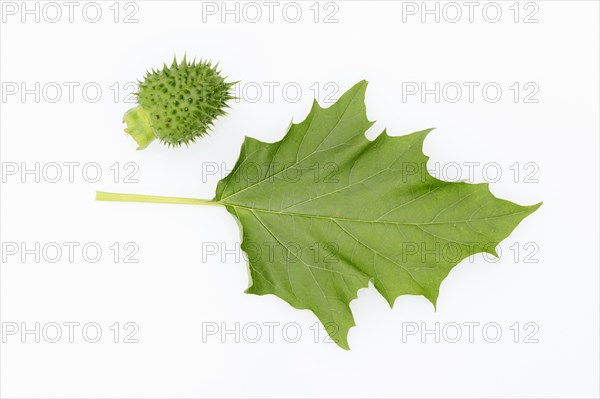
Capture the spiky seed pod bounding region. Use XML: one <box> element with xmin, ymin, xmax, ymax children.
<box><xmin>123</xmin><ymin>56</ymin><xmax>236</xmax><ymax>150</ymax></box>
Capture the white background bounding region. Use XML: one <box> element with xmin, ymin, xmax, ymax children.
<box><xmin>1</xmin><ymin>1</ymin><xmax>598</xmax><ymax>398</ymax></box>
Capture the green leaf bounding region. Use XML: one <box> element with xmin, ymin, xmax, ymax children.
<box><xmin>97</xmin><ymin>80</ymin><xmax>540</xmax><ymax>349</ymax></box>
<box><xmin>213</xmin><ymin>80</ymin><xmax>541</xmax><ymax>349</ymax></box>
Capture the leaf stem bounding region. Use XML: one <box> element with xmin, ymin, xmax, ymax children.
<box><xmin>95</xmin><ymin>191</ymin><xmax>222</xmax><ymax>206</ymax></box>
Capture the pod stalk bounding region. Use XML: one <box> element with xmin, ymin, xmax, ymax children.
<box><xmin>122</xmin><ymin>106</ymin><xmax>157</xmax><ymax>150</ymax></box>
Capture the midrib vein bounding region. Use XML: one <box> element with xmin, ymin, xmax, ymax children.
<box><xmin>223</xmin><ymin>202</ymin><xmax>531</xmax><ymax>226</ymax></box>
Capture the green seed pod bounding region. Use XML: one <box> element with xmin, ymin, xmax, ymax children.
<box><xmin>123</xmin><ymin>56</ymin><xmax>235</xmax><ymax>150</ymax></box>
